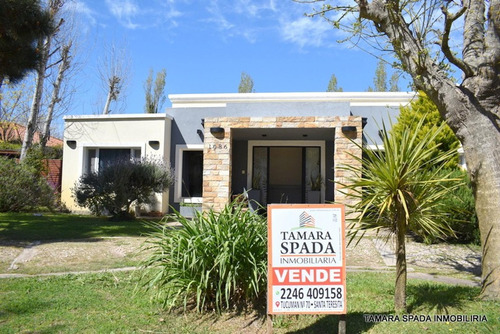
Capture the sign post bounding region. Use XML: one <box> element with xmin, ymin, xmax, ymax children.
<box><xmin>267</xmin><ymin>204</ymin><xmax>346</xmax><ymax>332</ymax></box>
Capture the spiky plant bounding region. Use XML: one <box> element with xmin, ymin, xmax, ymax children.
<box><xmin>141</xmin><ymin>199</ymin><xmax>267</xmax><ymax>312</ymax></box>
<box><xmin>339</xmin><ymin>118</ymin><xmax>462</xmax><ymax>312</ymax></box>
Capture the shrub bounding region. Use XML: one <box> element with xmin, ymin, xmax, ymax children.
<box><xmin>141</xmin><ymin>200</ymin><xmax>267</xmax><ymax>312</ymax></box>
<box><xmin>439</xmin><ymin>169</ymin><xmax>479</xmax><ymax>244</ymax></box>
<box><xmin>0</xmin><ymin>157</ymin><xmax>55</xmax><ymax>212</ymax></box>
<box><xmin>73</xmin><ymin>159</ymin><xmax>173</xmax><ymax>219</ymax></box>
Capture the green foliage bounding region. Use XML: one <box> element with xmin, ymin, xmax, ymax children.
<box><xmin>437</xmin><ymin>169</ymin><xmax>479</xmax><ymax>245</ymax></box>
<box><xmin>326</xmin><ymin>73</ymin><xmax>343</xmax><ymax>92</ymax></box>
<box><xmin>389</xmin><ymin>72</ymin><xmax>400</xmax><ymax>92</ymax></box>
<box><xmin>238</xmin><ymin>72</ymin><xmax>255</xmax><ymax>93</ymax></box>
<box><xmin>0</xmin><ymin>157</ymin><xmax>54</xmax><ymax>212</ymax></box>
<box><xmin>144</xmin><ymin>68</ymin><xmax>167</xmax><ymax>113</ymax></box>
<box><xmin>0</xmin><ymin>0</ymin><xmax>53</xmax><ymax>83</ymax></box>
<box><xmin>22</xmin><ymin>145</ymin><xmax>48</xmax><ymax>177</ymax></box>
<box><xmin>141</xmin><ymin>200</ymin><xmax>267</xmax><ymax>312</ymax></box>
<box><xmin>73</xmin><ymin>159</ymin><xmax>173</xmax><ymax>218</ymax></box>
<box><xmin>344</xmin><ymin>120</ymin><xmax>461</xmax><ymax>242</ymax></box>
<box><xmin>340</xmin><ymin>119</ymin><xmax>462</xmax><ymax>311</ymax></box>
<box><xmin>0</xmin><ymin>140</ymin><xmax>21</xmax><ymax>150</ymax></box>
<box><xmin>373</xmin><ymin>59</ymin><xmax>388</xmax><ymax>92</ymax></box>
<box><xmin>42</xmin><ymin>145</ymin><xmax>63</xmax><ymax>159</ymax></box>
<box><xmin>391</xmin><ymin>92</ymin><xmax>460</xmax><ymax>169</ymax></box>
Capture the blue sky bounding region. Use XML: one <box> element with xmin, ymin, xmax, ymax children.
<box><xmin>64</xmin><ymin>0</ymin><xmax>409</xmax><ymax>118</ymax></box>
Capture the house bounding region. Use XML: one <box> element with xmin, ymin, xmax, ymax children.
<box><xmin>0</xmin><ymin>122</ymin><xmax>63</xmax><ymax>149</ymax></box>
<box><xmin>61</xmin><ymin>92</ymin><xmax>415</xmax><ymax>214</ymax></box>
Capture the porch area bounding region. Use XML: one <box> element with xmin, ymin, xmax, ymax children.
<box><xmin>202</xmin><ymin>116</ymin><xmax>363</xmax><ymax>211</ymax></box>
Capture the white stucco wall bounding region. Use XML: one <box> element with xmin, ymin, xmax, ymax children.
<box><xmin>61</xmin><ymin>113</ymin><xmax>171</xmax><ymax>214</ymax></box>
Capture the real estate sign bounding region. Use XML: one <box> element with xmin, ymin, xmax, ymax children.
<box><xmin>267</xmin><ymin>204</ymin><xmax>346</xmax><ymax>315</ymax></box>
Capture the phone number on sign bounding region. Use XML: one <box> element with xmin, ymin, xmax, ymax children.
<box><xmin>280</xmin><ymin>287</ymin><xmax>343</xmax><ymax>300</ymax></box>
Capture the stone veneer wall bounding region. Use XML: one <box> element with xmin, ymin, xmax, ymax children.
<box><xmin>203</xmin><ymin>116</ymin><xmax>362</xmax><ymax>212</ymax></box>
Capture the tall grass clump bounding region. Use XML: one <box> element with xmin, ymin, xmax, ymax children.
<box><xmin>141</xmin><ymin>200</ymin><xmax>267</xmax><ymax>312</ymax></box>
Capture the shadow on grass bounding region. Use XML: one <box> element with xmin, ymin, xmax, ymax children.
<box><xmin>0</xmin><ymin>213</ymin><xmax>159</xmax><ymax>242</ymax></box>
<box><xmin>286</xmin><ymin>312</ymin><xmax>378</xmax><ymax>334</ymax></box>
<box><xmin>407</xmin><ymin>283</ymin><xmax>478</xmax><ymax>314</ymax></box>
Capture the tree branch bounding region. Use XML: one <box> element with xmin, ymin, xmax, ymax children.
<box><xmin>440</xmin><ymin>5</ymin><xmax>473</xmax><ymax>77</ymax></box>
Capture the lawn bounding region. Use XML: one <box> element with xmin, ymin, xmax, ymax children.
<box><xmin>0</xmin><ymin>213</ymin><xmax>497</xmax><ymax>333</ymax></box>
<box><xmin>0</xmin><ymin>212</ymin><xmax>157</xmax><ymax>241</ymax></box>
<box><xmin>0</xmin><ymin>271</ymin><xmax>497</xmax><ymax>333</ymax></box>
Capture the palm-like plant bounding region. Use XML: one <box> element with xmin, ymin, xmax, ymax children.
<box><xmin>339</xmin><ymin>119</ymin><xmax>461</xmax><ymax>312</ymax></box>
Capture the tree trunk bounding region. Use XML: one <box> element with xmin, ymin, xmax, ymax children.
<box><xmin>102</xmin><ymin>90</ymin><xmax>113</xmax><ymax>115</ymax></box>
<box><xmin>20</xmin><ymin>36</ymin><xmax>50</xmax><ymax>160</ymax></box>
<box><xmin>102</xmin><ymin>76</ymin><xmax>119</xmax><ymax>115</ymax></box>
<box><xmin>459</xmin><ymin>113</ymin><xmax>500</xmax><ymax>300</ymax></box>
<box><xmin>394</xmin><ymin>207</ymin><xmax>407</xmax><ymax>312</ymax></box>
<box><xmin>354</xmin><ymin>0</ymin><xmax>500</xmax><ymax>300</ymax></box>
<box><xmin>40</xmin><ymin>43</ymin><xmax>71</xmax><ymax>150</ymax></box>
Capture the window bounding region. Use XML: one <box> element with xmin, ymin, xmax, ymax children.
<box><xmin>175</xmin><ymin>145</ymin><xmax>204</xmax><ymax>202</ymax></box>
<box><xmin>181</xmin><ymin>151</ymin><xmax>203</xmax><ymax>198</ymax></box>
<box><xmin>84</xmin><ymin>148</ymin><xmax>142</xmax><ymax>174</ymax></box>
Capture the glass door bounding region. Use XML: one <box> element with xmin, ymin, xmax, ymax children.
<box><xmin>252</xmin><ymin>146</ymin><xmax>321</xmax><ymax>204</ymax></box>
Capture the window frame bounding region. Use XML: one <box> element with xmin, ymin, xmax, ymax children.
<box><xmin>174</xmin><ymin>144</ymin><xmax>204</xmax><ymax>204</ymax></box>
<box><xmin>82</xmin><ymin>144</ymin><xmax>145</xmax><ymax>176</ymax></box>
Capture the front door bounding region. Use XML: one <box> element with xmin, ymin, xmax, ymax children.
<box><xmin>252</xmin><ymin>146</ymin><xmax>321</xmax><ymax>204</ymax></box>
<box><xmin>268</xmin><ymin>147</ymin><xmax>303</xmax><ymax>203</ymax></box>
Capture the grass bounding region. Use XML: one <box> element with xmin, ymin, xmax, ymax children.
<box><xmin>0</xmin><ymin>212</ymin><xmax>495</xmax><ymax>332</ymax></box>
<box><xmin>0</xmin><ymin>212</ymin><xmax>158</xmax><ymax>241</ymax></box>
<box><xmin>0</xmin><ymin>271</ymin><xmax>497</xmax><ymax>333</ymax></box>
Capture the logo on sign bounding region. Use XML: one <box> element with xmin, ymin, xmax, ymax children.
<box><xmin>279</xmin><ymin>211</ymin><xmax>336</xmax><ymax>257</ymax></box>
<box><xmin>299</xmin><ymin>211</ymin><xmax>316</xmax><ymax>228</ymax></box>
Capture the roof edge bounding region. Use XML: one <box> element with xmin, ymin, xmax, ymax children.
<box><xmin>168</xmin><ymin>92</ymin><xmax>417</xmax><ymax>108</ymax></box>
<box><xmin>63</xmin><ymin>113</ymin><xmax>172</xmax><ymax>121</ymax></box>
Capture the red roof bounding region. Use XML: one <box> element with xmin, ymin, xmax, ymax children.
<box><xmin>0</xmin><ymin>122</ymin><xmax>63</xmax><ymax>147</ymax></box>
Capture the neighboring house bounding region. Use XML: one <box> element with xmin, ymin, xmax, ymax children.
<box><xmin>61</xmin><ymin>92</ymin><xmax>415</xmax><ymax>214</ymax></box>
<box><xmin>0</xmin><ymin>122</ymin><xmax>63</xmax><ymax>149</ymax></box>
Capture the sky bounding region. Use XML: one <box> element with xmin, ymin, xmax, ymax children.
<box><xmin>52</xmin><ymin>0</ymin><xmax>410</xmax><ymax>130</ymax></box>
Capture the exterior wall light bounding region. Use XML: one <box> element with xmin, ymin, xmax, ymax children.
<box><xmin>149</xmin><ymin>140</ymin><xmax>160</xmax><ymax>150</ymax></box>
<box><xmin>66</xmin><ymin>140</ymin><xmax>77</xmax><ymax>149</ymax></box>
<box><xmin>210</xmin><ymin>127</ymin><xmax>224</xmax><ymax>135</ymax></box>
<box><xmin>341</xmin><ymin>126</ymin><xmax>357</xmax><ymax>133</ymax></box>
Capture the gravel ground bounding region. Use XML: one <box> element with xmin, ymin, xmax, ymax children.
<box><xmin>0</xmin><ymin>234</ymin><xmax>481</xmax><ymax>284</ymax></box>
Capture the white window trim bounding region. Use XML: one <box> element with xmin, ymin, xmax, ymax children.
<box><xmin>247</xmin><ymin>140</ymin><xmax>326</xmax><ymax>202</ymax></box>
<box><xmin>80</xmin><ymin>143</ymin><xmax>146</xmax><ymax>176</ymax></box>
<box><xmin>174</xmin><ymin>144</ymin><xmax>204</xmax><ymax>204</ymax></box>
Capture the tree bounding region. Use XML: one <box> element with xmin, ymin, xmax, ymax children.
<box><xmin>99</xmin><ymin>43</ymin><xmax>130</xmax><ymax>115</ymax></box>
<box><xmin>389</xmin><ymin>72</ymin><xmax>400</xmax><ymax>92</ymax></box>
<box><xmin>373</xmin><ymin>59</ymin><xmax>387</xmax><ymax>92</ymax></box>
<box><xmin>326</xmin><ymin>73</ymin><xmax>343</xmax><ymax>92</ymax></box>
<box><xmin>238</xmin><ymin>72</ymin><xmax>255</xmax><ymax>93</ymax></box>
<box><xmin>300</xmin><ymin>0</ymin><xmax>500</xmax><ymax>300</ymax></box>
<box><xmin>342</xmin><ymin>120</ymin><xmax>460</xmax><ymax>312</ymax></box>
<box><xmin>19</xmin><ymin>0</ymin><xmax>66</xmax><ymax>160</ymax></box>
<box><xmin>391</xmin><ymin>92</ymin><xmax>460</xmax><ymax>169</ymax></box>
<box><xmin>0</xmin><ymin>82</ymin><xmax>31</xmax><ymax>144</ymax></box>
<box><xmin>0</xmin><ymin>0</ymin><xmax>53</xmax><ymax>86</ymax></box>
<box><xmin>144</xmin><ymin>68</ymin><xmax>167</xmax><ymax>113</ymax></box>
<box><xmin>73</xmin><ymin>159</ymin><xmax>173</xmax><ymax>219</ymax></box>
